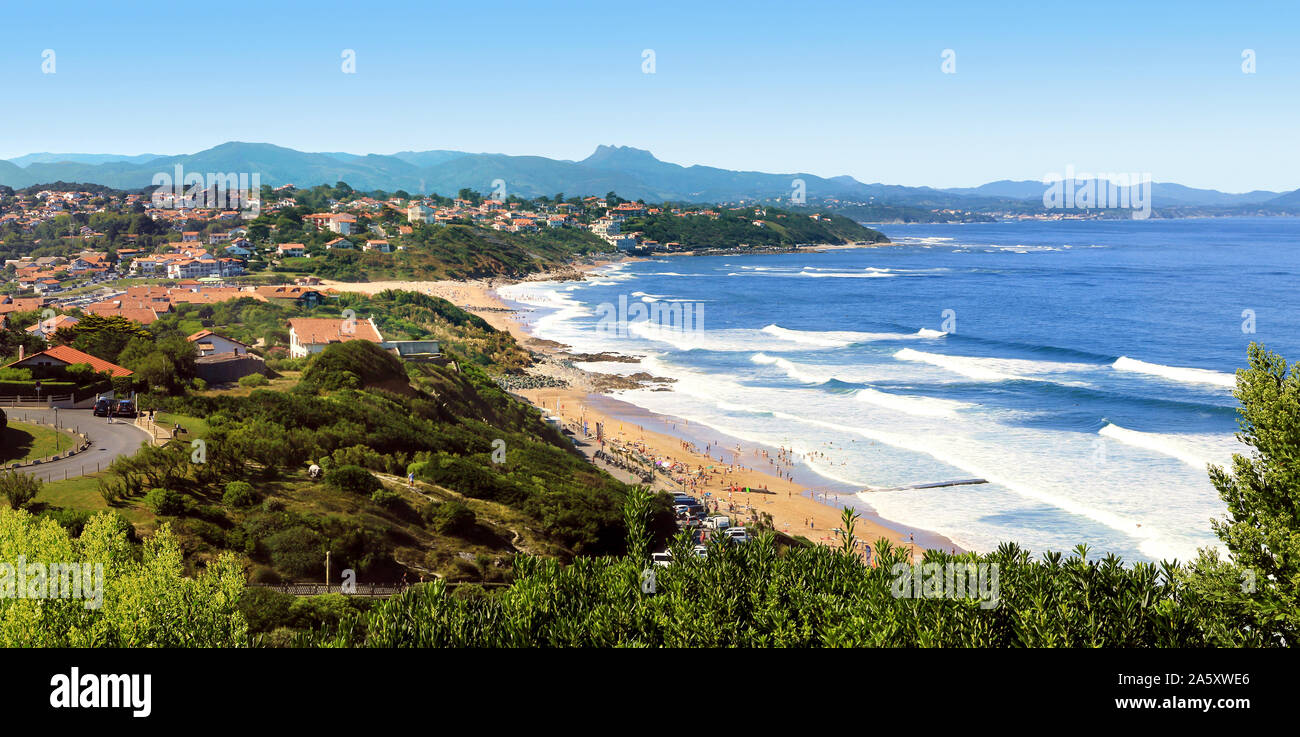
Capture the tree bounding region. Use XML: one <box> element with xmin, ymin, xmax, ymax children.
<box><xmin>53</xmin><ymin>313</ymin><xmax>151</xmax><ymax>363</ymax></box>
<box><xmin>133</xmin><ymin>352</ymin><xmax>178</xmax><ymax>393</ymax></box>
<box><xmin>0</xmin><ymin>470</ymin><xmax>40</xmax><ymax>510</ymax></box>
<box><xmin>1189</xmin><ymin>343</ymin><xmax>1300</xmax><ymax>644</ymax></box>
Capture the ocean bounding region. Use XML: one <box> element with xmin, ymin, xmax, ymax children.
<box><xmin>497</xmin><ymin>217</ymin><xmax>1300</xmax><ymax>563</ymax></box>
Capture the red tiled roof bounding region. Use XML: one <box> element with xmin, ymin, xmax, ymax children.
<box><xmin>5</xmin><ymin>345</ymin><xmax>133</xmax><ymax>377</ymax></box>
<box><xmin>289</xmin><ymin>317</ymin><xmax>382</xmax><ymax>346</ymax></box>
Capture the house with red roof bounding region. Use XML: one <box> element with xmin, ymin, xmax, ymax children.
<box><xmin>4</xmin><ymin>345</ymin><xmax>133</xmax><ymax>378</ymax></box>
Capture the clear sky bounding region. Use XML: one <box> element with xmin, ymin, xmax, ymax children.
<box><xmin>2</xmin><ymin>0</ymin><xmax>1297</xmax><ymax>192</ymax></box>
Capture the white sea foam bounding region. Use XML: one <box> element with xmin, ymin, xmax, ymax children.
<box><xmin>796</xmin><ymin>269</ymin><xmax>895</xmax><ymax>278</ymax></box>
<box><xmin>761</xmin><ymin>324</ymin><xmax>932</xmax><ymax>347</ymax></box>
<box><xmin>614</xmin><ymin>353</ymin><xmax>1219</xmax><ymax>562</ymax></box>
<box><xmin>852</xmin><ymin>387</ymin><xmax>969</xmax><ymax>417</ymax></box>
<box><xmin>1112</xmin><ymin>356</ymin><xmax>1236</xmax><ymax>388</ymax></box>
<box><xmin>894</xmin><ymin>348</ymin><xmax>1021</xmax><ymax>382</ymax></box>
<box><xmin>758</xmin><ymin>411</ymin><xmax>1182</xmax><ymax>559</ymax></box>
<box><xmin>750</xmin><ymin>353</ymin><xmax>831</xmax><ymax>383</ymax></box>
<box><xmin>894</xmin><ymin>349</ymin><xmax>1095</xmax><ymax>383</ymax></box>
<box><xmin>1098</xmin><ymin>423</ymin><xmax>1236</xmax><ymax>469</ymax></box>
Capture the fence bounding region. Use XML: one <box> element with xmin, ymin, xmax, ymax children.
<box><xmin>134</xmin><ymin>414</ymin><xmax>176</xmax><ymax>446</ymax></box>
<box><xmin>248</xmin><ymin>581</ymin><xmax>511</xmax><ymax>597</ymax></box>
<box><xmin>0</xmin><ymin>393</ymin><xmax>75</xmax><ymax>408</ymax></box>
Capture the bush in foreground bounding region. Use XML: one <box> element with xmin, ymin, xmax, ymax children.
<box><xmin>0</xmin><ymin>509</ymin><xmax>247</xmax><ymax>647</ymax></box>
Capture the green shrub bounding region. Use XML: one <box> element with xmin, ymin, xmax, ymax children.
<box><xmin>264</xmin><ymin>525</ymin><xmax>326</xmax><ymax>579</ymax></box>
<box><xmin>181</xmin><ymin>518</ymin><xmax>227</xmax><ymax>546</ymax></box>
<box><xmin>425</xmin><ymin>500</ymin><xmax>476</xmax><ymax>535</ymax></box>
<box><xmin>239</xmin><ymin>373</ymin><xmax>269</xmax><ymax>388</ymax></box>
<box><xmin>288</xmin><ymin>593</ymin><xmax>371</xmax><ymax>630</ymax></box>
<box><xmin>370</xmin><ymin>488</ymin><xmax>404</xmax><ymax>511</ymax></box>
<box><xmin>222</xmin><ymin>481</ymin><xmax>258</xmax><ymax>508</ymax></box>
<box><xmin>262</xmin><ymin>498</ymin><xmax>286</xmax><ymax>513</ymax></box>
<box><xmin>239</xmin><ymin>586</ymin><xmax>295</xmax><ymax>633</ymax></box>
<box><xmin>0</xmin><ymin>470</ymin><xmax>41</xmax><ymax>510</ymax></box>
<box><xmin>143</xmin><ymin>487</ymin><xmax>189</xmax><ymax>516</ymax></box>
<box><xmin>325</xmin><ymin>465</ymin><xmax>380</xmax><ymax>495</ymax></box>
<box><xmin>300</xmin><ymin>340</ymin><xmax>407</xmax><ymax>392</ymax></box>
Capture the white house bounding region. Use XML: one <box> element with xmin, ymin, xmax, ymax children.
<box><xmin>407</xmin><ymin>204</ymin><xmax>434</xmax><ymax>223</ymax></box>
<box><xmin>287</xmin><ymin>317</ymin><xmax>384</xmax><ymax>358</ymax></box>
<box><xmin>328</xmin><ymin>214</ymin><xmax>356</xmax><ymax>235</ymax></box>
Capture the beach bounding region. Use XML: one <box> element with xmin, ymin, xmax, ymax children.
<box><xmin>321</xmin><ymin>262</ymin><xmax>951</xmax><ymax>557</ymax></box>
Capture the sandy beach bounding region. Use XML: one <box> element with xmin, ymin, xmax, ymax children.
<box><xmin>323</xmin><ymin>260</ymin><xmax>953</xmax><ymax>558</ymax></box>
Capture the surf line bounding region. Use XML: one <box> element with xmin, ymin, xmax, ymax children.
<box><xmin>863</xmin><ymin>478</ymin><xmax>988</xmax><ymax>493</ymax></box>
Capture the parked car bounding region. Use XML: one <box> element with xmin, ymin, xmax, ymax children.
<box><xmin>651</xmin><ymin>552</ymin><xmax>673</xmax><ymax>568</ymax></box>
<box><xmin>692</xmin><ymin>545</ymin><xmax>709</xmax><ymax>559</ymax></box>
<box><xmin>705</xmin><ymin>516</ymin><xmax>731</xmax><ymax>530</ymax></box>
<box><xmin>725</xmin><ymin>527</ymin><xmax>750</xmax><ymax>544</ymax></box>
<box><xmin>116</xmin><ymin>399</ymin><xmax>137</xmax><ymax>418</ymax></box>
<box><xmin>93</xmin><ymin>397</ymin><xmax>113</xmax><ymax>417</ymax></box>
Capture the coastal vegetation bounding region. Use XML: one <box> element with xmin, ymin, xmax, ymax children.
<box><xmin>622</xmin><ymin>206</ymin><xmax>886</xmax><ymax>249</ymax></box>
<box><xmin>2</xmin><ymin>339</ymin><xmax>1297</xmax><ymax>647</ymax></box>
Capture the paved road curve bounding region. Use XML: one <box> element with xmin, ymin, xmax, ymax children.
<box><xmin>5</xmin><ymin>408</ymin><xmax>151</xmax><ymax>482</ymax></box>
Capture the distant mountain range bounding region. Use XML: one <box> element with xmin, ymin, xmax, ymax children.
<box><xmin>2</xmin><ymin>142</ymin><xmax>1297</xmax><ymax>212</ymax></box>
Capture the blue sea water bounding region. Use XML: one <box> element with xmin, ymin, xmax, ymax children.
<box><xmin>499</xmin><ymin>217</ymin><xmax>1300</xmax><ymax>562</ymax></box>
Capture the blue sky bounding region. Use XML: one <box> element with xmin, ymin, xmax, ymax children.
<box><xmin>2</xmin><ymin>0</ymin><xmax>1297</xmax><ymax>191</ymax></box>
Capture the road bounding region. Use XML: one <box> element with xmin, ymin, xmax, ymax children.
<box><xmin>4</xmin><ymin>408</ymin><xmax>151</xmax><ymax>482</ymax></box>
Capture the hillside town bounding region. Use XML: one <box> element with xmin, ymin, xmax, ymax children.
<box><xmin>0</xmin><ymin>183</ymin><xmax>751</xmax><ymax>294</ymax></box>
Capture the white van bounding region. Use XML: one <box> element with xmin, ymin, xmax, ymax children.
<box><xmin>651</xmin><ymin>551</ymin><xmax>673</xmax><ymax>567</ymax></box>
<box><xmin>725</xmin><ymin>527</ymin><xmax>750</xmax><ymax>544</ymax></box>
<box><xmin>705</xmin><ymin>516</ymin><xmax>731</xmax><ymax>530</ymax></box>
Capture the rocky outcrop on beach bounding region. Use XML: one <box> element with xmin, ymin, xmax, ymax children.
<box><xmin>498</xmin><ymin>354</ymin><xmax>673</xmax><ymax>394</ymax></box>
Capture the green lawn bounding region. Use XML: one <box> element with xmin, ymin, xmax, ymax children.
<box><xmin>153</xmin><ymin>412</ymin><xmax>209</xmax><ymax>437</ymax></box>
<box><xmin>34</xmin><ymin>472</ymin><xmax>157</xmax><ymax>528</ymax></box>
<box><xmin>1</xmin><ymin>421</ymin><xmax>74</xmax><ymax>464</ymax></box>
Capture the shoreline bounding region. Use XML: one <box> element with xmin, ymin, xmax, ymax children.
<box><xmin>322</xmin><ymin>255</ymin><xmax>960</xmax><ymax>556</ymax></box>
